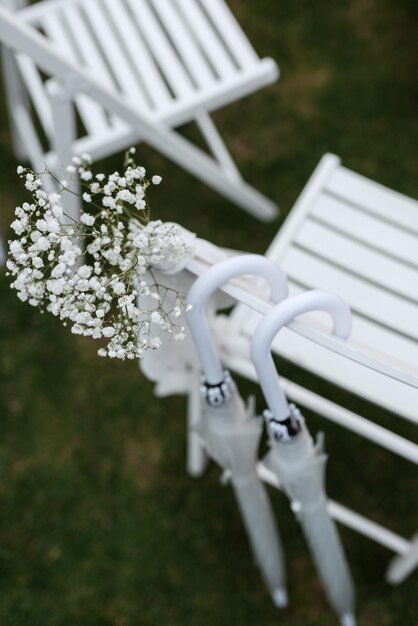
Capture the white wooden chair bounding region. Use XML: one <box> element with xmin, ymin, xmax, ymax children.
<box><xmin>180</xmin><ymin>154</ymin><xmax>418</xmax><ymax>585</ymax></box>
<box><xmin>0</xmin><ymin>0</ymin><xmax>279</xmax><ymax>221</ymax></box>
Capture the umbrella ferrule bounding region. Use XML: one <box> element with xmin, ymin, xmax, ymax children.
<box><xmin>264</xmin><ymin>404</ymin><xmax>304</xmax><ymax>442</ymax></box>
<box><xmin>200</xmin><ymin>370</ymin><xmax>235</xmax><ymax>406</ymax></box>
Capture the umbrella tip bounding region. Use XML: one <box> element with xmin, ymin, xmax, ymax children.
<box><xmin>340</xmin><ymin>613</ymin><xmax>356</xmax><ymax>626</ymax></box>
<box><xmin>271</xmin><ymin>587</ymin><xmax>288</xmax><ymax>608</ymax></box>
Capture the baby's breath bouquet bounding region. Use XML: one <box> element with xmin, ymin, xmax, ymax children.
<box><xmin>7</xmin><ymin>149</ymin><xmax>195</xmax><ymax>360</ymax></box>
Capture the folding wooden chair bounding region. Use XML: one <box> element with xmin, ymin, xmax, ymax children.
<box><xmin>0</xmin><ymin>0</ymin><xmax>279</xmax><ymax>221</ymax></box>
<box><xmin>176</xmin><ymin>154</ymin><xmax>418</xmax><ymax>584</ymax></box>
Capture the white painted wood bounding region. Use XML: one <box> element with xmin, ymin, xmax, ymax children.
<box><xmin>62</xmin><ymin>4</ymin><xmax>114</xmax><ymax>92</ymax></box>
<box><xmin>196</xmin><ymin>112</ymin><xmax>242</xmax><ymax>182</ymax></box>
<box><xmin>47</xmin><ymin>79</ymin><xmax>80</xmax><ymax>222</ymax></box>
<box><xmin>0</xmin><ymin>1</ymin><xmax>279</xmax><ymax>221</ymax></box>
<box><xmin>40</xmin><ymin>58</ymin><xmax>277</xmax><ymax>166</ymax></box>
<box><xmin>157</xmin><ymin>58</ymin><xmax>278</xmax><ymax>125</ymax></box>
<box><xmin>127</xmin><ymin>0</ymin><xmax>194</xmax><ymax>98</ymax></box>
<box><xmin>100</xmin><ymin>0</ymin><xmax>172</xmax><ymax>109</ymax></box>
<box><xmin>218</xmin><ymin>351</ymin><xmax>418</xmax><ymax>462</ymax></box>
<box><xmin>150</xmin><ymin>0</ymin><xmax>215</xmax><ymax>89</ymax></box>
<box><xmin>188</xmin><ymin>264</ymin><xmax>418</xmax><ymax>422</ymax></box>
<box><xmin>13</xmin><ymin>106</ymin><xmax>49</xmax><ymax>178</ymax></box>
<box><xmin>327</xmin><ymin>166</ymin><xmax>418</xmax><ymax>234</ymax></box>
<box><xmin>266</xmin><ymin>154</ymin><xmax>341</xmax><ymax>260</ymax></box>
<box><xmin>286</xmin><ymin>282</ymin><xmax>418</xmax><ymax>375</ymax></box>
<box><xmin>187</xmin><ymin>257</ymin><xmax>418</xmax><ymax>395</ymax></box>
<box><xmin>40</xmin><ymin>9</ymin><xmax>110</xmax><ymax>135</ymax></box>
<box><xmin>258</xmin><ymin>320</ymin><xmax>418</xmax><ymax>423</ymax></box>
<box><xmin>56</xmin><ymin>116</ymin><xmax>278</xmax><ymax>221</ymax></box>
<box><xmin>19</xmin><ymin>0</ymin><xmax>78</xmax><ymax>24</ymax></box>
<box><xmin>295</xmin><ymin>219</ymin><xmax>418</xmax><ymax>301</ymax></box>
<box><xmin>282</xmin><ymin>248</ymin><xmax>418</xmax><ymax>339</ymax></box>
<box><xmin>386</xmin><ymin>533</ymin><xmax>418</xmax><ymax>584</ymax></box>
<box><xmin>200</xmin><ymin>0</ymin><xmax>259</xmax><ymax>69</ymax></box>
<box><xmin>62</xmin><ymin>2</ymin><xmax>126</xmax><ymax>132</ymax></box>
<box><xmin>190</xmin><ymin>418</ymin><xmax>414</xmax><ymax>556</ymax></box>
<box><xmin>184</xmin><ymin>156</ymin><xmax>418</xmax><ymax>581</ymax></box>
<box><xmin>15</xmin><ymin>53</ymin><xmax>53</xmax><ymax>136</ymax></box>
<box><xmin>311</xmin><ymin>193</ymin><xmax>418</xmax><ymax>268</ymax></box>
<box><xmin>173</xmin><ymin>0</ymin><xmax>237</xmax><ymax>79</ymax></box>
<box><xmin>81</xmin><ymin>0</ymin><xmax>149</xmax><ymax>109</ymax></box>
<box><xmin>257</xmin><ymin>462</ymin><xmax>412</xmax><ymax>556</ymax></box>
<box><xmin>1</xmin><ymin>46</ymin><xmax>29</xmax><ymax>159</ymax></box>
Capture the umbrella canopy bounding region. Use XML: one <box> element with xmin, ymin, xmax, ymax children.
<box><xmin>251</xmin><ymin>290</ymin><xmax>356</xmax><ymax>626</ymax></box>
<box><xmin>186</xmin><ymin>254</ymin><xmax>288</xmax><ymax>606</ymax></box>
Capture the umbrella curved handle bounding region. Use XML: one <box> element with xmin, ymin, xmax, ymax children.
<box><xmin>187</xmin><ymin>254</ymin><xmax>288</xmax><ymax>384</ymax></box>
<box><xmin>251</xmin><ymin>290</ymin><xmax>352</xmax><ymax>423</ymax></box>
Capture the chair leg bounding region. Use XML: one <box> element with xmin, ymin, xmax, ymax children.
<box><xmin>187</xmin><ymin>366</ymin><xmax>208</xmax><ymax>477</ymax></box>
<box><xmin>47</xmin><ymin>79</ymin><xmax>81</xmax><ymax>223</ymax></box>
<box><xmin>161</xmin><ymin>125</ymin><xmax>278</xmax><ymax>222</ymax></box>
<box><xmin>189</xmin><ymin>112</ymin><xmax>278</xmax><ymax>221</ymax></box>
<box><xmin>0</xmin><ymin>0</ymin><xmax>30</xmax><ymax>162</ymax></box>
<box><xmin>386</xmin><ymin>531</ymin><xmax>418</xmax><ymax>584</ymax></box>
<box><xmin>1</xmin><ymin>46</ymin><xmax>30</xmax><ymax>161</ymax></box>
<box><xmin>196</xmin><ymin>112</ymin><xmax>242</xmax><ymax>184</ymax></box>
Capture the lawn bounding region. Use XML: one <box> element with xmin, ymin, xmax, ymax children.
<box><xmin>0</xmin><ymin>1</ymin><xmax>417</xmax><ymax>625</ymax></box>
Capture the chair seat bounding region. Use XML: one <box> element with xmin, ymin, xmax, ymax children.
<box><xmin>17</xmin><ymin>0</ymin><xmax>278</xmax><ymax>158</ymax></box>
<box><xmin>225</xmin><ymin>154</ymin><xmax>418</xmax><ymax>424</ymax></box>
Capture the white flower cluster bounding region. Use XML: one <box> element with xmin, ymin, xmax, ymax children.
<box><xmin>7</xmin><ymin>149</ymin><xmax>193</xmax><ymax>360</ymax></box>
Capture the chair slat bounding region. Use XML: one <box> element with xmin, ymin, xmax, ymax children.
<box><xmin>223</xmin><ymin>155</ymin><xmax>418</xmax><ymax>427</ymax></box>
<box><xmin>288</xmin><ymin>283</ymin><xmax>418</xmax><ymax>374</ymax></box>
<box><xmin>149</xmin><ymin>0</ymin><xmax>216</xmax><ymax>89</ymax></box>
<box><xmin>326</xmin><ymin>166</ymin><xmax>418</xmax><ymax>234</ymax></box>
<box><xmin>62</xmin><ymin>4</ymin><xmax>115</xmax><ymax>91</ymax></box>
<box><xmin>271</xmin><ymin>325</ymin><xmax>418</xmax><ymax>424</ymax></box>
<box><xmin>15</xmin><ymin>53</ymin><xmax>52</xmax><ymax>135</ymax></box>
<box><xmin>239</xmin><ymin>279</ymin><xmax>418</xmax><ymax>376</ymax></box>
<box><xmin>283</xmin><ymin>247</ymin><xmax>418</xmax><ymax>339</ymax></box>
<box><xmin>199</xmin><ymin>0</ymin><xmax>259</xmax><ymax>68</ymax></box>
<box><xmin>228</xmin><ymin>300</ymin><xmax>418</xmax><ymax>423</ymax></box>
<box><xmin>312</xmin><ymin>193</ymin><xmax>418</xmax><ymax>268</ymax></box>
<box><xmin>61</xmin><ymin>3</ymin><xmax>128</xmax><ymax>132</ymax></box>
<box><xmin>173</xmin><ymin>0</ymin><xmax>237</xmax><ymax>79</ymax></box>
<box><xmin>101</xmin><ymin>0</ymin><xmax>172</xmax><ymax>109</ymax></box>
<box><xmin>40</xmin><ymin>10</ymin><xmax>110</xmax><ymax>135</ymax></box>
<box><xmin>295</xmin><ymin>219</ymin><xmax>418</xmax><ymax>302</ymax></box>
<box><xmin>19</xmin><ymin>0</ymin><xmax>80</xmax><ymax>24</ymax></box>
<box><xmin>81</xmin><ymin>0</ymin><xmax>150</xmax><ymax>110</ymax></box>
<box><xmin>126</xmin><ymin>0</ymin><xmax>194</xmax><ymax>98</ymax></box>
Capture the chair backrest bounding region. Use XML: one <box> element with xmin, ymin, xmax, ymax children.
<box><xmin>223</xmin><ymin>154</ymin><xmax>418</xmax><ymax>422</ymax></box>
<box><xmin>267</xmin><ymin>154</ymin><xmax>418</xmax><ymax>366</ymax></box>
<box><xmin>0</xmin><ymin>4</ymin><xmax>167</xmax><ymax>150</ymax></box>
<box><xmin>1</xmin><ymin>0</ymin><xmax>277</xmax><ymax>147</ymax></box>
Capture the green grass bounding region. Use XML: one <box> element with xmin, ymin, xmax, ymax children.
<box><xmin>1</xmin><ymin>1</ymin><xmax>418</xmax><ymax>624</ymax></box>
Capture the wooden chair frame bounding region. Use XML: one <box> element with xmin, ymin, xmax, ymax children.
<box><xmin>0</xmin><ymin>0</ymin><xmax>279</xmax><ymax>222</ymax></box>
<box><xmin>182</xmin><ymin>154</ymin><xmax>418</xmax><ymax>585</ymax></box>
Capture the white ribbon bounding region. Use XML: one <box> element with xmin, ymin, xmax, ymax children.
<box><xmin>149</xmin><ymin>222</ymin><xmax>196</xmax><ymax>275</ymax></box>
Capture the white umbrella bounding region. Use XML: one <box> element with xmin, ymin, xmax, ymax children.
<box><xmin>186</xmin><ymin>254</ymin><xmax>289</xmax><ymax>607</ymax></box>
<box><xmin>250</xmin><ymin>290</ymin><xmax>356</xmax><ymax>626</ymax></box>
